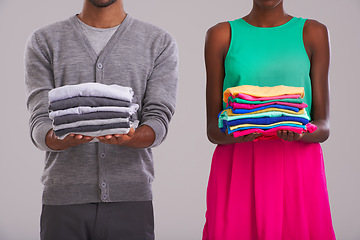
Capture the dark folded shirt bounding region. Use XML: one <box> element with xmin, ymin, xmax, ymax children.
<box><xmin>54</xmin><ymin>122</ymin><xmax>131</xmax><ymax>137</ymax></box>
<box><xmin>53</xmin><ymin>111</ymin><xmax>131</xmax><ymax>125</ymax></box>
<box><xmin>49</xmin><ymin>96</ymin><xmax>133</xmax><ymax>111</ymax></box>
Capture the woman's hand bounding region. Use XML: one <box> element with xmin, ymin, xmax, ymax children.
<box><xmin>277</xmin><ymin>130</ymin><xmax>304</xmax><ymax>142</ymax></box>
<box><xmin>232</xmin><ymin>132</ymin><xmax>262</xmax><ymax>143</ymax></box>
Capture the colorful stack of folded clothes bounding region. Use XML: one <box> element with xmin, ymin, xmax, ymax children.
<box><xmin>48</xmin><ymin>82</ymin><xmax>139</xmax><ymax>139</ymax></box>
<box><xmin>218</xmin><ymin>85</ymin><xmax>317</xmax><ymax>140</ymax></box>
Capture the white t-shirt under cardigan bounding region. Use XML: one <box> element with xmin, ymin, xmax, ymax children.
<box><xmin>25</xmin><ymin>14</ymin><xmax>179</xmax><ymax>205</ymax></box>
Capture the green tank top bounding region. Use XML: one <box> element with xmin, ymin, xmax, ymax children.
<box><xmin>224</xmin><ymin>17</ymin><xmax>312</xmax><ymax>119</ymax></box>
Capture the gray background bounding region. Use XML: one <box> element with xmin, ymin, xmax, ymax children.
<box><xmin>1</xmin><ymin>0</ymin><xmax>359</xmax><ymax>239</ymax></box>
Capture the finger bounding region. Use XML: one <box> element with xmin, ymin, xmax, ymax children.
<box><xmin>245</xmin><ymin>133</ymin><xmax>256</xmax><ymax>141</ymax></box>
<box><xmin>298</xmin><ymin>132</ymin><xmax>305</xmax><ymax>140</ymax></box>
<box><xmin>277</xmin><ymin>130</ymin><xmax>285</xmax><ymax>140</ymax></box>
<box><xmin>97</xmin><ymin>138</ymin><xmax>107</xmax><ymax>144</ymax></box>
<box><xmin>251</xmin><ymin>133</ymin><xmax>261</xmax><ymax>141</ymax></box>
<box><xmin>105</xmin><ymin>135</ymin><xmax>113</xmax><ymax>139</ymax></box>
<box><xmin>287</xmin><ymin>131</ymin><xmax>294</xmax><ymax>141</ymax></box>
<box><xmin>63</xmin><ymin>133</ymin><xmax>73</xmax><ymax>139</ymax></box>
<box><xmin>127</xmin><ymin>128</ymin><xmax>135</xmax><ymax>137</ymax></box>
<box><xmin>279</xmin><ymin>130</ymin><xmax>288</xmax><ymax>140</ymax></box>
<box><xmin>242</xmin><ymin>133</ymin><xmax>259</xmax><ymax>142</ymax></box>
<box><xmin>75</xmin><ymin>134</ymin><xmax>83</xmax><ymax>139</ymax></box>
<box><xmin>293</xmin><ymin>132</ymin><xmax>303</xmax><ymax>141</ymax></box>
<box><xmin>292</xmin><ymin>133</ymin><xmax>299</xmax><ymax>141</ymax></box>
<box><xmin>104</xmin><ymin>136</ymin><xmax>123</xmax><ymax>145</ymax></box>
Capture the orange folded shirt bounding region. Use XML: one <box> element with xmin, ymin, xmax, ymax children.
<box><xmin>223</xmin><ymin>85</ymin><xmax>305</xmax><ymax>103</ymax></box>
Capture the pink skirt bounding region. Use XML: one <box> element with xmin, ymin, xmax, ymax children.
<box><xmin>203</xmin><ymin>139</ymin><xmax>336</xmax><ymax>240</ymax></box>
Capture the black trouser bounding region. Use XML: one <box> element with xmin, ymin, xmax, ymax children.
<box><xmin>40</xmin><ymin>201</ymin><xmax>154</xmax><ymax>240</ymax></box>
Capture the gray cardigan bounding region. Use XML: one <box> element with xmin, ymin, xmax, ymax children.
<box><xmin>25</xmin><ymin>15</ymin><xmax>178</xmax><ymax>205</ymax></box>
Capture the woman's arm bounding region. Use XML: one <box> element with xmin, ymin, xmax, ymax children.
<box><xmin>205</xmin><ymin>23</ymin><xmax>260</xmax><ymax>145</ymax></box>
<box><xmin>302</xmin><ymin>20</ymin><xmax>331</xmax><ymax>143</ymax></box>
<box><xmin>278</xmin><ymin>20</ymin><xmax>330</xmax><ymax>143</ymax></box>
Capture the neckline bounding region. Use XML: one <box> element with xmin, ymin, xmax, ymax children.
<box><xmin>70</xmin><ymin>14</ymin><xmax>132</xmax><ymax>61</ymax></box>
<box><xmin>240</xmin><ymin>17</ymin><xmax>296</xmax><ymax>29</ymax></box>
<box><xmin>76</xmin><ymin>16</ymin><xmax>121</xmax><ymax>32</ymax></box>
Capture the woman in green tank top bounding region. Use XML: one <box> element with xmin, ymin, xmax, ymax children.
<box><xmin>203</xmin><ymin>0</ymin><xmax>336</xmax><ymax>239</ymax></box>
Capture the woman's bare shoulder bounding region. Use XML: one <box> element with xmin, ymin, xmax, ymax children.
<box><xmin>304</xmin><ymin>19</ymin><xmax>329</xmax><ymax>41</ymax></box>
<box><xmin>206</xmin><ymin>21</ymin><xmax>231</xmax><ymax>44</ymax></box>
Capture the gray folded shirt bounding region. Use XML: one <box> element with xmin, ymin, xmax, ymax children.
<box><xmin>49</xmin><ymin>105</ymin><xmax>138</xmax><ymax>119</ymax></box>
<box><xmin>53</xmin><ymin>117</ymin><xmax>130</xmax><ymax>131</ymax></box>
<box><xmin>49</xmin><ymin>96</ymin><xmax>133</xmax><ymax>111</ymax></box>
<box><xmin>53</xmin><ymin>111</ymin><xmax>132</xmax><ymax>125</ymax></box>
<box><xmin>54</xmin><ymin>121</ymin><xmax>131</xmax><ymax>137</ymax></box>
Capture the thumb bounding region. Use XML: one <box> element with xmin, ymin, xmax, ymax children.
<box><xmin>127</xmin><ymin>127</ymin><xmax>135</xmax><ymax>137</ymax></box>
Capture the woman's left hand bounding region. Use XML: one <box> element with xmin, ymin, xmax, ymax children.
<box><xmin>277</xmin><ymin>130</ymin><xmax>304</xmax><ymax>142</ymax></box>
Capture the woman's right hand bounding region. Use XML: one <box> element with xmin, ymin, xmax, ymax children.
<box><xmin>207</xmin><ymin>119</ymin><xmax>262</xmax><ymax>145</ymax></box>
<box><xmin>231</xmin><ymin>132</ymin><xmax>262</xmax><ymax>143</ymax></box>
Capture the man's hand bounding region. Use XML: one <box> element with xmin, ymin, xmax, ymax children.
<box><xmin>96</xmin><ymin>125</ymin><xmax>155</xmax><ymax>148</ymax></box>
<box><xmin>96</xmin><ymin>127</ymin><xmax>135</xmax><ymax>146</ymax></box>
<box><xmin>46</xmin><ymin>129</ymin><xmax>94</xmax><ymax>150</ymax></box>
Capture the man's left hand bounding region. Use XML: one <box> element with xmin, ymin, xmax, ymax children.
<box><xmin>97</xmin><ymin>127</ymin><xmax>135</xmax><ymax>146</ymax></box>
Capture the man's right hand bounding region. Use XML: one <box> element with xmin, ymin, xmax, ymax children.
<box><xmin>45</xmin><ymin>129</ymin><xmax>94</xmax><ymax>150</ymax></box>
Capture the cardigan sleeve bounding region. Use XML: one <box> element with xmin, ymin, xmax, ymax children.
<box><xmin>24</xmin><ymin>32</ymin><xmax>56</xmax><ymax>152</ymax></box>
<box><xmin>140</xmin><ymin>33</ymin><xmax>179</xmax><ymax>148</ymax></box>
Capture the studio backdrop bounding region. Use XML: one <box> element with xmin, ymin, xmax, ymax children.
<box><xmin>0</xmin><ymin>0</ymin><xmax>359</xmax><ymax>239</ymax></box>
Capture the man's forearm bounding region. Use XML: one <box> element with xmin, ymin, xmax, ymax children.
<box><xmin>123</xmin><ymin>125</ymin><xmax>155</xmax><ymax>148</ymax></box>
<box><xmin>96</xmin><ymin>124</ymin><xmax>156</xmax><ymax>148</ymax></box>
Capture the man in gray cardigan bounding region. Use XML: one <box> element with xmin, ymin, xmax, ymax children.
<box><xmin>24</xmin><ymin>0</ymin><xmax>178</xmax><ymax>239</ymax></box>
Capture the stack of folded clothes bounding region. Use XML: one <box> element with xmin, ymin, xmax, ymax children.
<box><xmin>218</xmin><ymin>85</ymin><xmax>317</xmax><ymax>140</ymax></box>
<box><xmin>48</xmin><ymin>82</ymin><xmax>139</xmax><ymax>139</ymax></box>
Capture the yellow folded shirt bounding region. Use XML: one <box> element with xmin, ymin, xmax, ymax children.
<box><xmin>229</xmin><ymin>121</ymin><xmax>303</xmax><ymax>131</ymax></box>
<box><xmin>223</xmin><ymin>85</ymin><xmax>305</xmax><ymax>103</ymax></box>
<box><xmin>226</xmin><ymin>108</ymin><xmax>305</xmax><ymax>116</ymax></box>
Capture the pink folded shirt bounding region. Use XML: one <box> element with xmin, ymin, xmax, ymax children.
<box><xmin>232</xmin><ymin>123</ymin><xmax>317</xmax><ymax>141</ymax></box>
<box><xmin>227</xmin><ymin>101</ymin><xmax>308</xmax><ymax>110</ymax></box>
<box><xmin>234</xmin><ymin>93</ymin><xmax>302</xmax><ymax>101</ymax></box>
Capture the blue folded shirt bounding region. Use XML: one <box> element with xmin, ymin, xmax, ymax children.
<box><xmin>220</xmin><ymin>116</ymin><xmax>309</xmax><ymax>133</ymax></box>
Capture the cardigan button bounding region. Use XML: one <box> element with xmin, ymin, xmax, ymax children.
<box><xmin>97</xmin><ymin>63</ymin><xmax>103</xmax><ymax>69</ymax></box>
<box><xmin>101</xmin><ymin>194</ymin><xmax>108</xmax><ymax>201</ymax></box>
